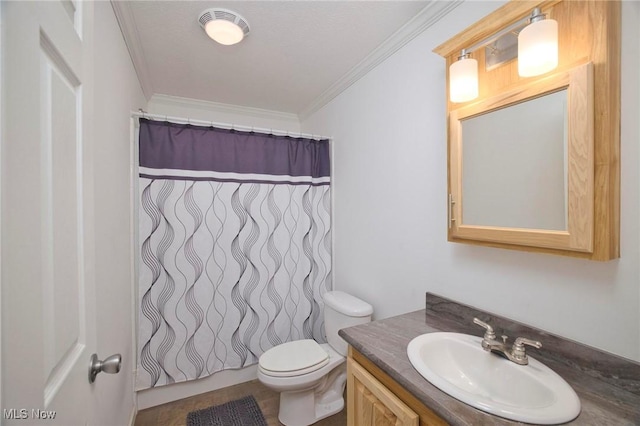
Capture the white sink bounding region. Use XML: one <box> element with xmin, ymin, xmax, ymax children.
<box><xmin>407</xmin><ymin>332</ymin><xmax>581</xmax><ymax>424</ymax></box>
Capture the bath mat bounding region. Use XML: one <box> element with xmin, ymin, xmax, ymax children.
<box><xmin>186</xmin><ymin>395</ymin><xmax>267</xmax><ymax>426</ymax></box>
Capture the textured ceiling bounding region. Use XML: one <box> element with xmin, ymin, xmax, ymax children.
<box><xmin>121</xmin><ymin>1</ymin><xmax>432</xmax><ymax>115</ymax></box>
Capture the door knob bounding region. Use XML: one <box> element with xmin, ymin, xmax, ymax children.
<box><xmin>88</xmin><ymin>353</ymin><xmax>122</xmax><ymax>383</ymax></box>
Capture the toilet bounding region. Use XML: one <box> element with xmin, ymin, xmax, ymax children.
<box><xmin>257</xmin><ymin>291</ymin><xmax>373</xmax><ymax>426</ymax></box>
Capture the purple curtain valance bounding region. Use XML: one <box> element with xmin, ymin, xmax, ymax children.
<box><xmin>139</xmin><ymin>118</ymin><xmax>330</xmax><ymax>180</ymax></box>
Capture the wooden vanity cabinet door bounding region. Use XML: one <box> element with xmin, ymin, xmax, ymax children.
<box><xmin>347</xmin><ymin>358</ymin><xmax>419</xmax><ymax>426</ymax></box>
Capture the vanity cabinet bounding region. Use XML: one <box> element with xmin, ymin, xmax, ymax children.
<box><xmin>347</xmin><ymin>358</ymin><xmax>417</xmax><ymax>426</ymax></box>
<box><xmin>347</xmin><ymin>347</ymin><xmax>446</xmax><ymax>426</ymax></box>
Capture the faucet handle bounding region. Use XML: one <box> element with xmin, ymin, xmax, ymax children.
<box><xmin>514</xmin><ymin>337</ymin><xmax>542</xmax><ymax>350</ymax></box>
<box><xmin>511</xmin><ymin>337</ymin><xmax>542</xmax><ymax>365</ymax></box>
<box><xmin>473</xmin><ymin>318</ymin><xmax>496</xmax><ymax>341</ymax></box>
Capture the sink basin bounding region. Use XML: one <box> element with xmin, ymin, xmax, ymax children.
<box><xmin>407</xmin><ymin>332</ymin><xmax>580</xmax><ymax>424</ymax></box>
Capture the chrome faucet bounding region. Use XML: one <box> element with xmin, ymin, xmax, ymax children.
<box><xmin>473</xmin><ymin>318</ymin><xmax>542</xmax><ymax>365</ymax></box>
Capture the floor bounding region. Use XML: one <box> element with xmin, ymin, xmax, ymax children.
<box><xmin>134</xmin><ymin>379</ymin><xmax>347</xmax><ymax>426</ymax></box>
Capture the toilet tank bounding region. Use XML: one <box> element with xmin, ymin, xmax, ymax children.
<box><xmin>324</xmin><ymin>291</ymin><xmax>373</xmax><ymax>356</ymax></box>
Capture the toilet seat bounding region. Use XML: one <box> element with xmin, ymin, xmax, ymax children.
<box><xmin>259</xmin><ymin>339</ymin><xmax>329</xmax><ymax>378</ymax></box>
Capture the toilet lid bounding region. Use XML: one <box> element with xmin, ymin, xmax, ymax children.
<box><xmin>259</xmin><ymin>339</ymin><xmax>329</xmax><ymax>376</ymax></box>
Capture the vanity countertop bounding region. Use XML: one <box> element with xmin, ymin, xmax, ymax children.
<box><xmin>339</xmin><ymin>293</ymin><xmax>640</xmax><ymax>425</ymax></box>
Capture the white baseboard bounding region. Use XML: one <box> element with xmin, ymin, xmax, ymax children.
<box><xmin>128</xmin><ymin>403</ymin><xmax>137</xmax><ymax>426</ymax></box>
<box><xmin>136</xmin><ymin>365</ymin><xmax>259</xmax><ymax>410</ymax></box>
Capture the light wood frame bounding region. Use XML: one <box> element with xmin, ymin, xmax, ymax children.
<box><xmin>449</xmin><ymin>62</ymin><xmax>594</xmax><ymax>252</ymax></box>
<box><xmin>434</xmin><ymin>0</ymin><xmax>620</xmax><ymax>261</ymax></box>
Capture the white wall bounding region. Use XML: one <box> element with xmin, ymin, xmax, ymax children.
<box><xmin>302</xmin><ymin>1</ymin><xmax>640</xmax><ymax>361</ymax></box>
<box><xmin>92</xmin><ymin>3</ymin><xmax>147</xmax><ymax>425</ymax></box>
<box><xmin>147</xmin><ymin>94</ymin><xmax>301</xmax><ymax>133</ymax></box>
<box><xmin>137</xmin><ymin>95</ymin><xmax>301</xmax><ymax>409</ymax></box>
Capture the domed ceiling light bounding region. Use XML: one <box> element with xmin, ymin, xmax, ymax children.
<box><xmin>198</xmin><ymin>8</ymin><xmax>250</xmax><ymax>46</ymax></box>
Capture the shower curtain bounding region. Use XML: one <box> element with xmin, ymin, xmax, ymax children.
<box><xmin>136</xmin><ymin>118</ymin><xmax>331</xmax><ymax>389</ymax></box>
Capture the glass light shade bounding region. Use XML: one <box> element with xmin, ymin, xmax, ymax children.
<box><xmin>450</xmin><ymin>57</ymin><xmax>478</xmax><ymax>103</ymax></box>
<box><xmin>205</xmin><ymin>20</ymin><xmax>244</xmax><ymax>45</ymax></box>
<box><xmin>518</xmin><ymin>19</ymin><xmax>558</xmax><ymax>77</ymax></box>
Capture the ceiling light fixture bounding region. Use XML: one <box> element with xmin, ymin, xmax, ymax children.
<box><xmin>198</xmin><ymin>8</ymin><xmax>250</xmax><ymax>46</ymax></box>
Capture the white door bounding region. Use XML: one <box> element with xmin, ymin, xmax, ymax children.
<box><xmin>2</xmin><ymin>1</ymin><xmax>100</xmax><ymax>424</ymax></box>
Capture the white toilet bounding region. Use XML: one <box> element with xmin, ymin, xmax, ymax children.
<box><xmin>257</xmin><ymin>291</ymin><xmax>373</xmax><ymax>426</ymax></box>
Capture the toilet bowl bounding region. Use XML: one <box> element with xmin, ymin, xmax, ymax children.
<box><xmin>257</xmin><ymin>291</ymin><xmax>373</xmax><ymax>426</ymax></box>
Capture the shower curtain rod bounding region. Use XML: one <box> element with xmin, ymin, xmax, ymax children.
<box><xmin>130</xmin><ymin>110</ymin><xmax>332</xmax><ymax>141</ymax></box>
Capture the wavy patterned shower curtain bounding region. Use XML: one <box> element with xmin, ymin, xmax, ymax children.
<box><xmin>136</xmin><ymin>119</ymin><xmax>331</xmax><ymax>390</ymax></box>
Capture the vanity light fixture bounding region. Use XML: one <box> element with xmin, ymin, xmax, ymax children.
<box><xmin>448</xmin><ymin>7</ymin><xmax>558</xmax><ymax>102</ymax></box>
<box><xmin>449</xmin><ymin>49</ymin><xmax>479</xmax><ymax>103</ymax></box>
<box><xmin>198</xmin><ymin>8</ymin><xmax>250</xmax><ymax>46</ymax></box>
<box><xmin>518</xmin><ymin>8</ymin><xmax>558</xmax><ymax>77</ymax></box>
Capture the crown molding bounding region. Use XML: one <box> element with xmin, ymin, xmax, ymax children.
<box><xmin>111</xmin><ymin>0</ymin><xmax>153</xmax><ymax>100</ymax></box>
<box><xmin>298</xmin><ymin>0</ymin><xmax>463</xmax><ymax>121</ymax></box>
<box><xmin>149</xmin><ymin>94</ymin><xmax>300</xmax><ymax>124</ymax></box>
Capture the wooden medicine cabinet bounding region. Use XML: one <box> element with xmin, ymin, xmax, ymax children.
<box><xmin>434</xmin><ymin>0</ymin><xmax>620</xmax><ymax>261</ymax></box>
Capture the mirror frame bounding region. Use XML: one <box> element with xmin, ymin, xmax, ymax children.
<box><xmin>449</xmin><ymin>62</ymin><xmax>594</xmax><ymax>252</ymax></box>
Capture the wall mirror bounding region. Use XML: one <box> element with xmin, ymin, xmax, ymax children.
<box><xmin>461</xmin><ymin>88</ymin><xmax>568</xmax><ymax>231</ymax></box>
<box><xmin>449</xmin><ymin>62</ymin><xmax>593</xmax><ymax>253</ymax></box>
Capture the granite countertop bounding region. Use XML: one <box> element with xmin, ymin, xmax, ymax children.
<box><xmin>339</xmin><ymin>293</ymin><xmax>640</xmax><ymax>425</ymax></box>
